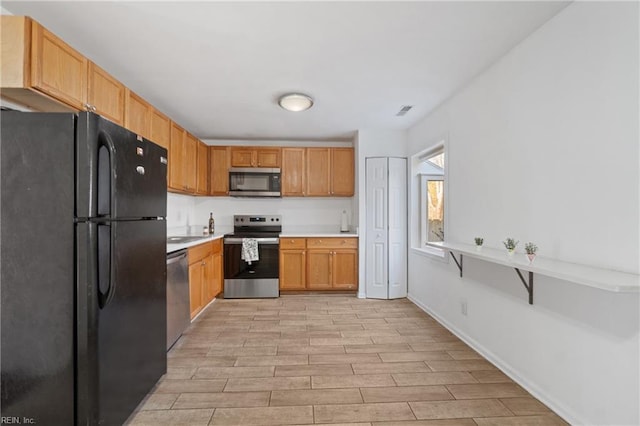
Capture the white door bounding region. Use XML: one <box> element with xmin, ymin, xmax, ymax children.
<box><xmin>388</xmin><ymin>158</ymin><xmax>407</xmax><ymax>298</ymax></box>
<box><xmin>365</xmin><ymin>158</ymin><xmax>388</xmax><ymax>299</ymax></box>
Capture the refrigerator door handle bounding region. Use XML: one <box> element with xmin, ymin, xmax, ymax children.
<box><xmin>97</xmin><ymin>222</ymin><xmax>116</xmax><ymax>309</ymax></box>
<box><xmin>97</xmin><ymin>132</ymin><xmax>116</xmax><ymax>218</ymax></box>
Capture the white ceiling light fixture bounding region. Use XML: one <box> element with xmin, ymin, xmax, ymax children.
<box><xmin>278</xmin><ymin>93</ymin><xmax>314</xmax><ymax>112</ymax></box>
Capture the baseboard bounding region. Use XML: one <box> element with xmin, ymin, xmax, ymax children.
<box><xmin>407</xmin><ymin>293</ymin><xmax>581</xmax><ymax>426</ymax></box>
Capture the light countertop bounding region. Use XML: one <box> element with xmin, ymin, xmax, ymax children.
<box><xmin>280</xmin><ymin>226</ymin><xmax>358</xmax><ymax>237</ymax></box>
<box><xmin>166</xmin><ymin>231</ymin><xmax>226</xmax><ymax>253</ymax></box>
<box><xmin>167</xmin><ymin>226</ymin><xmax>233</xmax><ymax>253</ymax></box>
<box><xmin>167</xmin><ymin>225</ymin><xmax>358</xmax><ymax>253</ymax></box>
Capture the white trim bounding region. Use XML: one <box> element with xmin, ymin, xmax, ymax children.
<box><xmin>407</xmin><ymin>293</ymin><xmax>580</xmax><ymax>426</ymax></box>
<box><xmin>411</xmin><ymin>247</ymin><xmax>448</xmax><ymax>262</ymax></box>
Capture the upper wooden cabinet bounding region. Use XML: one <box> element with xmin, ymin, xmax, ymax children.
<box><xmin>196</xmin><ymin>141</ymin><xmax>209</xmax><ymax>195</ymax></box>
<box><xmin>230</xmin><ymin>147</ymin><xmax>281</xmax><ymax>168</ymax></box>
<box><xmin>306</xmin><ymin>148</ymin><xmax>331</xmax><ymax>196</ymax></box>
<box><xmin>183</xmin><ymin>133</ymin><xmax>198</xmax><ymax>193</ymax></box>
<box><xmin>1</xmin><ymin>16</ymin><xmax>124</xmax><ymax>121</ymax></box>
<box><xmin>229</xmin><ymin>147</ymin><xmax>254</xmax><ymax>167</ymax></box>
<box><xmin>168</xmin><ymin>125</ymin><xmax>201</xmax><ymax>194</ymax></box>
<box><xmin>124</xmin><ymin>89</ymin><xmax>152</xmax><ymax>139</ymax></box>
<box><xmin>88</xmin><ymin>62</ymin><xmax>125</xmax><ymax>125</ymax></box>
<box><xmin>305</xmin><ymin>147</ymin><xmax>354</xmax><ymax>197</ymax></box>
<box><xmin>257</xmin><ymin>148</ymin><xmax>281</xmax><ymax>168</ymax></box>
<box><xmin>169</xmin><ymin>122</ymin><xmax>186</xmax><ymax>192</ymax></box>
<box><xmin>31</xmin><ymin>20</ymin><xmax>88</xmax><ymax>111</ymax></box>
<box><xmin>331</xmin><ymin>148</ymin><xmax>355</xmax><ymax>196</ymax></box>
<box><xmin>282</xmin><ymin>148</ymin><xmax>306</xmax><ymax>196</ymax></box>
<box><xmin>150</xmin><ymin>109</ymin><xmax>171</xmax><ymax>150</ymax></box>
<box><xmin>209</xmin><ymin>146</ymin><xmax>229</xmax><ymax>196</ymax></box>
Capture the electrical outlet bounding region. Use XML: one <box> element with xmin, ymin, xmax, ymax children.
<box><xmin>460</xmin><ymin>299</ymin><xmax>468</xmax><ymax>316</ymax></box>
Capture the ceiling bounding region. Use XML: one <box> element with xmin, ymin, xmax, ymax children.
<box><xmin>3</xmin><ymin>1</ymin><xmax>568</xmax><ymax>141</ymax></box>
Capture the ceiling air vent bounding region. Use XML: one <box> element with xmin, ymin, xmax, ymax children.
<box><xmin>396</xmin><ymin>105</ymin><xmax>413</xmax><ymax>116</ymax></box>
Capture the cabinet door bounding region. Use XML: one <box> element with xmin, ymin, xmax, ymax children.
<box><xmin>331</xmin><ymin>148</ymin><xmax>355</xmax><ymax>196</ymax></box>
<box><xmin>150</xmin><ymin>109</ymin><xmax>171</xmax><ymax>150</ymax></box>
<box><xmin>209</xmin><ymin>146</ymin><xmax>229</xmax><ymax>195</ymax></box>
<box><xmin>307</xmin><ymin>250</ymin><xmax>332</xmax><ymax>289</ymax></box>
<box><xmin>211</xmin><ymin>252</ymin><xmax>223</xmax><ymax>297</ymax></box>
<box><xmin>87</xmin><ymin>62</ymin><xmax>124</xmax><ymax>125</ymax></box>
<box><xmin>189</xmin><ymin>262</ymin><xmax>203</xmax><ymax>319</ymax></box>
<box><xmin>279</xmin><ymin>250</ymin><xmax>306</xmax><ymax>290</ymax></box>
<box><xmin>332</xmin><ymin>250</ymin><xmax>358</xmax><ymax>290</ymax></box>
<box><xmin>183</xmin><ymin>133</ymin><xmax>198</xmax><ymax>193</ymax></box>
<box><xmin>306</xmin><ymin>148</ymin><xmax>331</xmax><ymax>196</ymax></box>
<box><xmin>282</xmin><ymin>148</ymin><xmax>305</xmax><ymax>196</ymax></box>
<box><xmin>31</xmin><ymin>21</ymin><xmax>88</xmax><ymax>110</ymax></box>
<box><xmin>196</xmin><ymin>141</ymin><xmax>209</xmax><ymax>195</ymax></box>
<box><xmin>256</xmin><ymin>148</ymin><xmax>281</xmax><ymax>167</ymax></box>
<box><xmin>202</xmin><ymin>253</ymin><xmax>216</xmax><ymax>304</ymax></box>
<box><xmin>169</xmin><ymin>122</ymin><xmax>185</xmax><ymax>191</ymax></box>
<box><xmin>124</xmin><ymin>89</ymin><xmax>151</xmax><ymax>139</ymax></box>
<box><xmin>230</xmin><ymin>147</ymin><xmax>255</xmax><ymax>167</ymax></box>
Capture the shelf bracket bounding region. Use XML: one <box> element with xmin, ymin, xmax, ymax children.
<box><xmin>514</xmin><ymin>268</ymin><xmax>534</xmax><ymax>305</ymax></box>
<box><xmin>449</xmin><ymin>252</ymin><xmax>463</xmax><ymax>277</ymax></box>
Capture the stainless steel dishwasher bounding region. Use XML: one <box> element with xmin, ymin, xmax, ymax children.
<box><xmin>166</xmin><ymin>250</ymin><xmax>190</xmax><ymax>350</ymax></box>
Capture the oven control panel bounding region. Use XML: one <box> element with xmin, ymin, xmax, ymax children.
<box><xmin>234</xmin><ymin>215</ymin><xmax>282</xmax><ymax>226</ymax></box>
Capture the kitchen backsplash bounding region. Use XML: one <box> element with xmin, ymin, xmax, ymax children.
<box><xmin>167</xmin><ymin>193</ymin><xmax>354</xmax><ymax>232</ymax></box>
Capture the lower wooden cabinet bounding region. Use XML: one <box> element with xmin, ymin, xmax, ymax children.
<box><xmin>307</xmin><ymin>250</ymin><xmax>332</xmax><ymax>289</ymax></box>
<box><xmin>188</xmin><ymin>239</ymin><xmax>223</xmax><ymax>319</ymax></box>
<box><xmin>279</xmin><ymin>238</ymin><xmax>306</xmax><ymax>290</ymax></box>
<box><xmin>280</xmin><ymin>237</ymin><xmax>358</xmax><ymax>291</ymax></box>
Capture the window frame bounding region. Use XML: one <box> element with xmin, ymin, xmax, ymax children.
<box><xmin>420</xmin><ymin>173</ymin><xmax>445</xmax><ymax>248</ymax></box>
<box><xmin>410</xmin><ymin>140</ymin><xmax>448</xmax><ymax>261</ymax></box>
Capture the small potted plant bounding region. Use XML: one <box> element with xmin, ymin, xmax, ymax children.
<box><xmin>525</xmin><ymin>242</ymin><xmax>538</xmax><ymax>263</ymax></box>
<box><xmin>503</xmin><ymin>237</ymin><xmax>519</xmax><ymax>257</ymax></box>
<box><xmin>474</xmin><ymin>237</ymin><xmax>484</xmax><ymax>251</ymax></box>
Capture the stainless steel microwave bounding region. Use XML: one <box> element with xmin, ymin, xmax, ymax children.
<box><xmin>228</xmin><ymin>168</ymin><xmax>281</xmax><ymax>197</ymax></box>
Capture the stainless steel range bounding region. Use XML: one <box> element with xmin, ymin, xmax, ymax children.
<box><xmin>223</xmin><ymin>215</ymin><xmax>281</xmax><ymax>298</ymax></box>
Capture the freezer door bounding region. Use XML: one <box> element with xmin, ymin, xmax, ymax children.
<box><xmin>76</xmin><ymin>112</ymin><xmax>167</xmax><ymax>220</ymax></box>
<box><xmin>1</xmin><ymin>111</ymin><xmax>75</xmax><ymax>424</ymax></box>
<box><xmin>88</xmin><ymin>219</ymin><xmax>167</xmax><ymax>425</ymax></box>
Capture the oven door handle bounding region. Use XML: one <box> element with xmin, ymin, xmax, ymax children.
<box><xmin>224</xmin><ymin>237</ymin><xmax>280</xmax><ymax>245</ymax></box>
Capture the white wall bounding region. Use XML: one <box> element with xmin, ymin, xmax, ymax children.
<box><xmin>192</xmin><ymin>196</ymin><xmax>353</xmax><ymax>232</ymax></box>
<box><xmin>168</xmin><ymin>192</ymin><xmax>353</xmax><ymax>233</ymax></box>
<box><xmin>407</xmin><ymin>2</ymin><xmax>639</xmax><ymax>425</ymax></box>
<box><xmin>355</xmin><ymin>129</ymin><xmax>408</xmax><ymax>297</ymax></box>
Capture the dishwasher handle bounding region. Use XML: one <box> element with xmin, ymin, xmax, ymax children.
<box><xmin>167</xmin><ymin>250</ymin><xmax>188</xmax><ymax>265</ymax></box>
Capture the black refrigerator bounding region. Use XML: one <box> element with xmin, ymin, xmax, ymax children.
<box><xmin>1</xmin><ymin>111</ymin><xmax>168</xmax><ymax>425</ymax></box>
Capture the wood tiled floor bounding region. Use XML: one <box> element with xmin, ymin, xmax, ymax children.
<box><xmin>125</xmin><ymin>295</ymin><xmax>566</xmax><ymax>426</ymax></box>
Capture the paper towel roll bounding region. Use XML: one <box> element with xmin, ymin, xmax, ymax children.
<box><xmin>340</xmin><ymin>210</ymin><xmax>349</xmax><ymax>232</ymax></box>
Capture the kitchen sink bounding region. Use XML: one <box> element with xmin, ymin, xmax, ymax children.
<box><xmin>167</xmin><ymin>236</ymin><xmax>209</xmax><ymax>244</ymax></box>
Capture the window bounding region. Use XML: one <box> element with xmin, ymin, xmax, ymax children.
<box><xmin>419</xmin><ymin>149</ymin><xmax>445</xmax><ymax>248</ymax></box>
